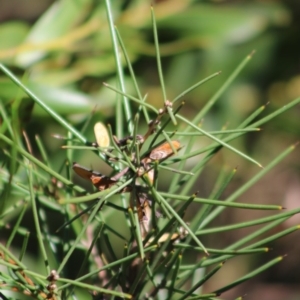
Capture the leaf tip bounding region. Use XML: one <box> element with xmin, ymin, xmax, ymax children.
<box><xmin>248</xmin><ymin>50</ymin><xmax>256</xmax><ymax>58</ymax></box>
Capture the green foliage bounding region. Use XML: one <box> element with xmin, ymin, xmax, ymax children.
<box><xmin>0</xmin><ymin>1</ymin><xmax>299</xmax><ymax>300</ymax></box>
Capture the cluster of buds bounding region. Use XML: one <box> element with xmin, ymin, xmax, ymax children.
<box><xmin>46</xmin><ymin>270</ymin><xmax>59</xmax><ymax>299</ymax></box>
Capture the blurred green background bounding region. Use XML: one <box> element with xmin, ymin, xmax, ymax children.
<box><xmin>0</xmin><ymin>0</ymin><xmax>300</xmax><ymax>299</ymax></box>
